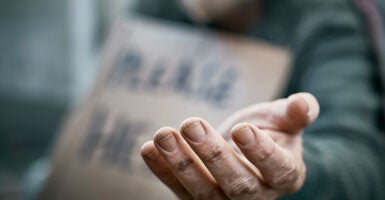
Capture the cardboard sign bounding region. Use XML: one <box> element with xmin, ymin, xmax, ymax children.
<box><xmin>40</xmin><ymin>16</ymin><xmax>291</xmax><ymax>200</ymax></box>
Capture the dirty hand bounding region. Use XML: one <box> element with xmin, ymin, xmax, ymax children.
<box><xmin>141</xmin><ymin>93</ymin><xmax>319</xmax><ymax>200</ymax></box>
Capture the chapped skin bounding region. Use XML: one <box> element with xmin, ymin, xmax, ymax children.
<box><xmin>142</xmin><ymin>93</ymin><xmax>319</xmax><ymax>200</ymax></box>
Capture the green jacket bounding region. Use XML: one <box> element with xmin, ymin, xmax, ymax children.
<box><xmin>133</xmin><ymin>0</ymin><xmax>385</xmax><ymax>199</ymax></box>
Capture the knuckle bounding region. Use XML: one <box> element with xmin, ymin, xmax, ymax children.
<box><xmin>227</xmin><ymin>178</ymin><xmax>258</xmax><ymax>198</ymax></box>
<box><xmin>175</xmin><ymin>158</ymin><xmax>194</xmax><ymax>172</ymax></box>
<box><xmin>270</xmin><ymin>164</ymin><xmax>300</xmax><ymax>190</ymax></box>
<box><xmin>255</xmin><ymin>145</ymin><xmax>275</xmax><ymax>162</ymax></box>
<box><xmin>202</xmin><ymin>145</ymin><xmax>224</xmax><ymax>163</ymax></box>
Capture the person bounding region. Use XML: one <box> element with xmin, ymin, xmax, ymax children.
<box><xmin>136</xmin><ymin>0</ymin><xmax>385</xmax><ymax>199</ymax></box>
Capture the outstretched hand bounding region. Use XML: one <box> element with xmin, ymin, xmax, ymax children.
<box><xmin>141</xmin><ymin>93</ymin><xmax>319</xmax><ymax>200</ymax></box>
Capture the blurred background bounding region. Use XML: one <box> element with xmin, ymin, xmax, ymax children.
<box><xmin>1</xmin><ymin>0</ymin><xmax>384</xmax><ymax>200</ymax></box>
<box><xmin>0</xmin><ymin>0</ymin><xmax>135</xmax><ymax>199</ymax></box>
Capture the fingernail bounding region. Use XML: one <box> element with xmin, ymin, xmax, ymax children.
<box><xmin>157</xmin><ymin>132</ymin><xmax>177</xmax><ymax>152</ymax></box>
<box><xmin>182</xmin><ymin>121</ymin><xmax>205</xmax><ymax>143</ymax></box>
<box><xmin>141</xmin><ymin>141</ymin><xmax>157</xmax><ymax>160</ymax></box>
<box><xmin>233</xmin><ymin>126</ymin><xmax>254</xmax><ymax>146</ymax></box>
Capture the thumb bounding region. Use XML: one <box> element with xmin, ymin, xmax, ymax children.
<box><xmin>281</xmin><ymin>92</ymin><xmax>320</xmax><ymax>133</ymax></box>
<box><xmin>217</xmin><ymin>92</ymin><xmax>320</xmax><ymax>139</ymax></box>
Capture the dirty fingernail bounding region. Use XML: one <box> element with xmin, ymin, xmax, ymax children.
<box><xmin>156</xmin><ymin>132</ymin><xmax>178</xmax><ymax>152</ymax></box>
<box><xmin>182</xmin><ymin>121</ymin><xmax>206</xmax><ymax>143</ymax></box>
<box><xmin>233</xmin><ymin>126</ymin><xmax>254</xmax><ymax>146</ymax></box>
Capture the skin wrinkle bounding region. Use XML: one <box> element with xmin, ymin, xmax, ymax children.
<box><xmin>193</xmin><ymin>120</ymin><xmax>265</xmax><ymax>199</ymax></box>
<box><xmin>176</xmin><ymin>158</ymin><xmax>195</xmax><ymax>172</ymax></box>
<box><xmin>202</xmin><ymin>144</ymin><xmax>225</xmax><ymax>163</ymax></box>
<box><xmin>251</xmin><ymin>130</ymin><xmax>276</xmax><ymax>162</ymax></box>
<box><xmin>270</xmin><ymin>160</ymin><xmax>297</xmax><ymax>188</ymax></box>
<box><xmin>226</xmin><ymin>176</ymin><xmax>260</xmax><ymax>199</ymax></box>
<box><xmin>155</xmin><ymin>129</ymin><xmax>228</xmax><ymax>200</ymax></box>
<box><xmin>262</xmin><ymin>150</ymin><xmax>303</xmax><ymax>193</ymax></box>
<box><xmin>200</xmin><ymin>142</ymin><xmax>244</xmax><ymax>178</ymax></box>
<box><xmin>142</xmin><ymin>146</ymin><xmax>196</xmax><ymax>200</ymax></box>
<box><xmin>142</xmin><ymin>93</ymin><xmax>319</xmax><ymax>199</ymax></box>
<box><xmin>236</xmin><ymin>125</ymin><xmax>303</xmax><ymax>194</ymax></box>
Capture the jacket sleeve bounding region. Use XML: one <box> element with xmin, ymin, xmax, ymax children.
<box><xmin>281</xmin><ymin>1</ymin><xmax>385</xmax><ymax>199</ymax></box>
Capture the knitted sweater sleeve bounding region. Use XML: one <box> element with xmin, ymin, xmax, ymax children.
<box><xmin>281</xmin><ymin>1</ymin><xmax>385</xmax><ymax>199</ymax></box>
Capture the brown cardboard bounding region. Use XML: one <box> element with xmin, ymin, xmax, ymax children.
<box><xmin>40</xmin><ymin>16</ymin><xmax>291</xmax><ymax>200</ymax></box>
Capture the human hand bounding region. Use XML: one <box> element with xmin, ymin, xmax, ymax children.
<box><xmin>178</xmin><ymin>0</ymin><xmax>250</xmax><ymax>22</ymax></box>
<box><xmin>141</xmin><ymin>93</ymin><xmax>319</xmax><ymax>200</ymax></box>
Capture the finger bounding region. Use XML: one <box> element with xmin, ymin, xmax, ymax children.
<box><xmin>282</xmin><ymin>92</ymin><xmax>320</xmax><ymax>133</ymax></box>
<box><xmin>216</xmin><ymin>101</ymin><xmax>272</xmax><ymax>138</ymax></box>
<box><xmin>231</xmin><ymin>123</ymin><xmax>305</xmax><ymax>194</ymax></box>
<box><xmin>153</xmin><ymin>127</ymin><xmax>229</xmax><ymax>200</ymax></box>
<box><xmin>180</xmin><ymin>117</ymin><xmax>265</xmax><ymax>200</ymax></box>
<box><xmin>218</xmin><ymin>92</ymin><xmax>320</xmax><ymax>136</ymax></box>
<box><xmin>141</xmin><ymin>141</ymin><xmax>194</xmax><ymax>200</ymax></box>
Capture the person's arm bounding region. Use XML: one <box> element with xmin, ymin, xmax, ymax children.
<box><xmin>282</xmin><ymin>1</ymin><xmax>385</xmax><ymax>199</ymax></box>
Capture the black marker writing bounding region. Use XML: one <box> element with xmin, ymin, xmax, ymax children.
<box><xmin>109</xmin><ymin>48</ymin><xmax>239</xmax><ymax>107</ymax></box>
<box><xmin>79</xmin><ymin>108</ymin><xmax>147</xmax><ymax>170</ymax></box>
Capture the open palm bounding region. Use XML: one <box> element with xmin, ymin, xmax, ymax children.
<box><xmin>141</xmin><ymin>93</ymin><xmax>319</xmax><ymax>200</ymax></box>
